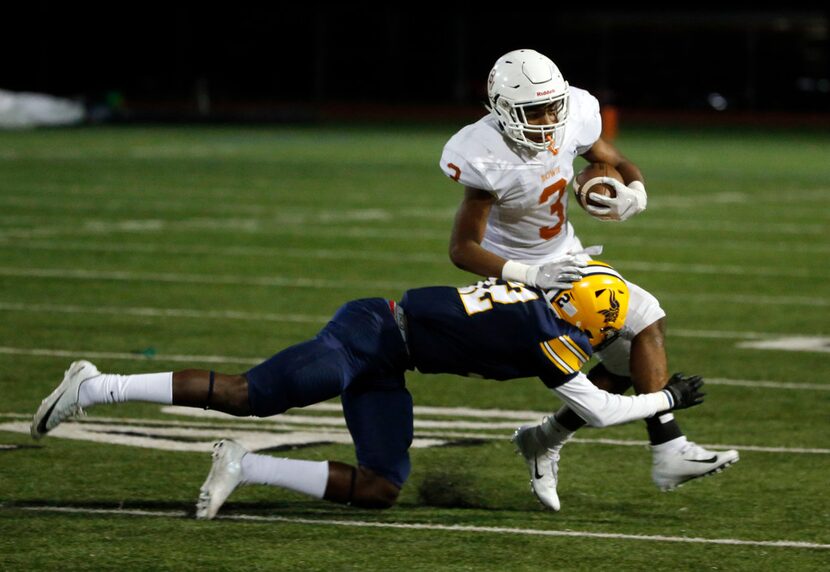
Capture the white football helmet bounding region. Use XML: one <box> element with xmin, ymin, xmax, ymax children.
<box><xmin>486</xmin><ymin>49</ymin><xmax>569</xmax><ymax>153</ymax></box>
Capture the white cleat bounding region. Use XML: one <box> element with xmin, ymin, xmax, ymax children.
<box><xmin>196</xmin><ymin>439</ymin><xmax>248</xmax><ymax>520</ymax></box>
<box><xmin>511</xmin><ymin>425</ymin><xmax>561</xmax><ymax>511</ymax></box>
<box><xmin>31</xmin><ymin>360</ymin><xmax>101</xmax><ymax>440</ymax></box>
<box><xmin>652</xmin><ymin>441</ymin><xmax>740</xmax><ymax>491</ymax></box>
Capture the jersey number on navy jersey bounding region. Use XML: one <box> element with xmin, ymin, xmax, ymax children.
<box><xmin>457</xmin><ymin>279</ymin><xmax>540</xmax><ymax>316</ymax></box>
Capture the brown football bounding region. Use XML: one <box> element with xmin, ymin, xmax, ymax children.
<box><xmin>573</xmin><ymin>162</ymin><xmax>623</xmax><ymax>210</ymax></box>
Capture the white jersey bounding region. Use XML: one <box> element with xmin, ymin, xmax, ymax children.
<box><xmin>440</xmin><ymin>87</ymin><xmax>666</xmax><ymax>346</ymax></box>
<box><xmin>440</xmin><ymin>87</ymin><xmax>602</xmax><ymax>263</ymax></box>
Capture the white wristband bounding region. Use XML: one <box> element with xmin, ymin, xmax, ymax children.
<box><xmin>501</xmin><ymin>260</ymin><xmax>531</xmax><ymax>283</ymax></box>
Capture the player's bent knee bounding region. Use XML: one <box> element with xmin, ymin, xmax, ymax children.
<box><xmin>352</xmin><ymin>467</ymin><xmax>401</xmax><ymax>509</ymax></box>
<box><xmin>222</xmin><ymin>374</ymin><xmax>251</xmax><ymax>416</ymax></box>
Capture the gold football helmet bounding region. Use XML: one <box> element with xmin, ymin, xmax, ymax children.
<box><xmin>547</xmin><ymin>261</ymin><xmax>629</xmax><ymax>350</ymax></box>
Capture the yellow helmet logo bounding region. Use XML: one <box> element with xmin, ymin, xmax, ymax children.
<box><xmin>547</xmin><ymin>261</ymin><xmax>629</xmax><ymax>349</ymax></box>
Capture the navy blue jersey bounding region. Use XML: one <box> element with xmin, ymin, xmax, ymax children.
<box><xmin>400</xmin><ymin>279</ymin><xmax>593</xmax><ymax>388</ymax></box>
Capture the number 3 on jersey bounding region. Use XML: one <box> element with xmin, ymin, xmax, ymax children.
<box><xmin>539</xmin><ymin>178</ymin><xmax>567</xmax><ymax>240</ymax></box>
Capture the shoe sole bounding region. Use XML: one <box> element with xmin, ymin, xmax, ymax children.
<box><xmin>657</xmin><ymin>453</ymin><xmax>740</xmax><ymax>492</ymax></box>
<box><xmin>30</xmin><ymin>360</ymin><xmax>96</xmax><ymax>440</ymax></box>
<box><xmin>196</xmin><ymin>440</ymin><xmax>243</xmax><ymax>520</ymax></box>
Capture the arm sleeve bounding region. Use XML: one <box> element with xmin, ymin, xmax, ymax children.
<box><xmin>536</xmin><ymin>330</ymin><xmax>593</xmax><ymax>389</ymax></box>
<box><xmin>551</xmin><ymin>372</ymin><xmax>672</xmax><ymax>428</ymax></box>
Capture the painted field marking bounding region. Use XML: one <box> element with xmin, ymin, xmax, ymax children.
<box><xmin>0</xmin><ymin>266</ymin><xmax>408</xmax><ymax>291</ymax></box>
<box><xmin>0</xmin><ymin>221</ymin><xmax>450</xmax><ymax>242</ymax></box>
<box><xmin>0</xmin><ymin>266</ymin><xmax>828</xmax><ymax>306</ymax></box>
<box><xmin>1</xmin><ymin>214</ymin><xmax>827</xmax><ymax>243</ymax></box>
<box><xmin>3</xmin><ymin>237</ymin><xmax>830</xmax><ymax>268</ymax></box>
<box><xmin>6</xmin><ymin>230</ymin><xmax>830</xmax><ymax>256</ymax></box>
<box><xmin>0</xmin><ymin>345</ymin><xmax>827</xmax><ymax>391</ymax></box>
<box><xmin>7</xmin><ymin>300</ymin><xmax>830</xmax><ymax>359</ymax></box>
<box><xmin>0</xmin><ymin>347</ymin><xmax>259</xmax><ymax>366</ymax></box>
<box><xmin>737</xmin><ymin>337</ymin><xmax>830</xmax><ymax>354</ymax></box>
<box><xmin>0</xmin><ymin>301</ymin><xmax>799</xmax><ymax>340</ymax></box>
<box><xmin>705</xmin><ymin>378</ymin><xmax>829</xmax><ymax>391</ymax></box>
<box><xmin>2</xmin><ymin>409</ymin><xmax>828</xmax><ymax>455</ymax></box>
<box><xmin>0</xmin><ymin>240</ymin><xmax>447</xmax><ymax>263</ymax></box>
<box><xmin>9</xmin><ymin>506</ymin><xmax>829</xmax><ymax>550</ymax></box>
<box><xmin>0</xmin><ymin>301</ymin><xmax>331</xmax><ymax>324</ymax></box>
<box><xmin>6</xmin><ymin>191</ymin><xmax>829</xmax><ymax>222</ymax></box>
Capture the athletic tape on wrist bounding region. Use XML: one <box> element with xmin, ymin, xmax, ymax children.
<box><xmin>502</xmin><ymin>260</ymin><xmax>530</xmax><ymax>283</ymax></box>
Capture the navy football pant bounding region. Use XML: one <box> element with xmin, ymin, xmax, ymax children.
<box><xmin>246</xmin><ymin>298</ymin><xmax>413</xmax><ymax>487</ymax></box>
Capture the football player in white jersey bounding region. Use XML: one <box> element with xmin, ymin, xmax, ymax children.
<box><xmin>440</xmin><ymin>49</ymin><xmax>738</xmax><ymax>510</ymax></box>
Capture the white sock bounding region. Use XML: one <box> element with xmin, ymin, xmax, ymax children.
<box><xmin>652</xmin><ymin>435</ymin><xmax>689</xmax><ymax>455</ymax></box>
<box><xmin>241</xmin><ymin>453</ymin><xmax>329</xmax><ymax>499</ymax></box>
<box><xmin>537</xmin><ymin>416</ymin><xmax>575</xmax><ymax>450</ymax></box>
<box><xmin>78</xmin><ymin>372</ymin><xmax>173</xmax><ymax>408</ymax></box>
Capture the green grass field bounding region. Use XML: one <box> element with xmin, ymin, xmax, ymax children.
<box><xmin>1</xmin><ymin>123</ymin><xmax>828</xmax><ymax>570</ymax></box>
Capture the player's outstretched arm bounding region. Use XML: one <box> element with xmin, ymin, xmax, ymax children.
<box><xmin>551</xmin><ymin>371</ymin><xmax>704</xmax><ymax>428</ymax></box>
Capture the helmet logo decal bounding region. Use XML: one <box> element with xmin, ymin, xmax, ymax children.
<box><xmin>598</xmin><ymin>290</ymin><xmax>620</xmax><ymax>324</ymax></box>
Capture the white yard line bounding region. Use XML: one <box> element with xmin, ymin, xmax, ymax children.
<box><xmin>0</xmin><ymin>236</ymin><xmax>830</xmax><ymax>262</ymax></box>
<box><xmin>0</xmin><ymin>345</ymin><xmax>826</xmax><ymax>390</ymax></box>
<box><xmin>8</xmin><ymin>506</ymin><xmax>829</xmax><ymax>550</ymax></box>
<box><xmin>0</xmin><ymin>213</ymin><xmax>826</xmax><ymax>243</ymax></box>
<box><xmin>620</xmin><ymin>219</ymin><xmax>825</xmax><ymax>235</ymax></box>
<box><xmin>0</xmin><ymin>266</ymin><xmax>409</xmax><ymax>290</ymax></box>
<box><xmin>738</xmin><ymin>337</ymin><xmax>830</xmax><ymax>354</ymax></box>
<box><xmin>0</xmin><ymin>301</ymin><xmax>330</xmax><ymax>324</ymax></box>
<box><xmin>705</xmin><ymin>378</ymin><xmax>830</xmax><ymax>391</ymax></box>
<box><xmin>0</xmin><ymin>266</ymin><xmax>826</xmax><ymax>305</ymax></box>
<box><xmin>5</xmin><ymin>301</ymin><xmax>830</xmax><ymax>359</ymax></box>
<box><xmin>0</xmin><ymin>221</ymin><xmax>450</xmax><ymax>241</ymax></box>
<box><xmin>614</xmin><ymin>260</ymin><xmax>828</xmax><ymax>279</ymax></box>
<box><xmin>658</xmin><ymin>292</ymin><xmax>830</xmax><ymax>307</ymax></box>
<box><xmin>2</xmin><ymin>411</ymin><xmax>828</xmax><ymax>454</ymax></box>
<box><xmin>0</xmin><ymin>347</ymin><xmax>259</xmax><ymax>366</ymax></box>
<box><xmin>0</xmin><ymin>301</ymin><xmax>798</xmax><ymax>340</ymax></box>
<box><xmin>0</xmin><ymin>239</ymin><xmax>448</xmax><ymax>263</ymax></box>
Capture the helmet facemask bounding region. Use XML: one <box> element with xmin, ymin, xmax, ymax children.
<box><xmin>491</xmin><ymin>92</ymin><xmax>569</xmax><ymax>153</ymax></box>
<box><xmin>486</xmin><ymin>49</ymin><xmax>570</xmax><ymax>154</ymax></box>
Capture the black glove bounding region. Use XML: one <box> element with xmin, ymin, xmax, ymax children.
<box><xmin>663</xmin><ymin>373</ymin><xmax>705</xmax><ymax>410</ymax></box>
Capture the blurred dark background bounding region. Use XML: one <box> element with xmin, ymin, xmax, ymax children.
<box><xmin>2</xmin><ymin>4</ymin><xmax>829</xmax><ymax>124</ymax></box>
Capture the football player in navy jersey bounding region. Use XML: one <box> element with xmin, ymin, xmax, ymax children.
<box><xmin>31</xmin><ymin>262</ymin><xmax>705</xmax><ymax>518</ymax></box>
